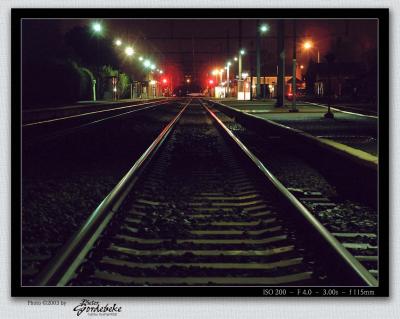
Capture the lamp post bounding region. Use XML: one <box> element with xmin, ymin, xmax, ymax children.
<box><xmin>256</xmin><ymin>22</ymin><xmax>269</xmax><ymax>99</ymax></box>
<box><xmin>276</xmin><ymin>20</ymin><xmax>285</xmax><ymax>107</ymax></box>
<box><xmin>290</xmin><ymin>20</ymin><xmax>299</xmax><ymax>112</ymax></box>
<box><xmin>242</xmin><ymin>72</ymin><xmax>249</xmax><ymax>100</ymax></box>
<box><xmin>226</xmin><ymin>61</ymin><xmax>231</xmax><ymax>97</ymax></box>
<box><xmin>219</xmin><ymin>69</ymin><xmax>224</xmax><ymax>85</ymax></box>
<box><xmin>91</xmin><ymin>22</ymin><xmax>103</xmax><ymax>101</ymax></box>
<box><xmin>238</xmin><ymin>49</ymin><xmax>245</xmax><ymax>100</ymax></box>
<box><xmin>324</xmin><ymin>53</ymin><xmax>335</xmax><ymax>119</ymax></box>
<box><xmin>303</xmin><ymin>40</ymin><xmax>320</xmax><ymax>63</ymax></box>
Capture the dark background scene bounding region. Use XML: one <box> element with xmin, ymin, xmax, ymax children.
<box><xmin>20</xmin><ymin>17</ymin><xmax>380</xmax><ymax>289</ymax></box>
<box><xmin>21</xmin><ymin>19</ymin><xmax>377</xmax><ymax>108</ymax></box>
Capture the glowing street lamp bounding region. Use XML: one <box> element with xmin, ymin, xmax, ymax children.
<box><xmin>256</xmin><ymin>21</ymin><xmax>270</xmax><ymax>98</ymax></box>
<box><xmin>115</xmin><ymin>39</ymin><xmax>122</xmax><ymax>46</ymax></box>
<box><xmin>91</xmin><ymin>21</ymin><xmax>103</xmax><ymax>102</ymax></box>
<box><xmin>125</xmin><ymin>46</ymin><xmax>134</xmax><ymax>56</ymax></box>
<box><xmin>303</xmin><ymin>41</ymin><xmax>312</xmax><ymax>49</ymax></box>
<box><xmin>239</xmin><ymin>49</ymin><xmax>245</xmax><ymax>79</ymax></box>
<box><xmin>92</xmin><ymin>22</ymin><xmax>102</xmax><ymax>33</ymax></box>
<box><xmin>303</xmin><ymin>40</ymin><xmax>320</xmax><ymax>63</ymax></box>
<box><xmin>260</xmin><ymin>23</ymin><xmax>270</xmax><ymax>33</ymax></box>
<box><xmin>143</xmin><ymin>59</ymin><xmax>151</xmax><ymax>68</ymax></box>
<box><xmin>139</xmin><ymin>56</ymin><xmax>144</xmax><ymax>61</ymax></box>
<box><xmin>238</xmin><ymin>48</ymin><xmax>246</xmax><ymax>100</ymax></box>
<box><xmin>150</xmin><ymin>64</ymin><xmax>156</xmax><ymax>70</ymax></box>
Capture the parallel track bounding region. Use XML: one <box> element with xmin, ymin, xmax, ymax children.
<box><xmin>34</xmin><ymin>98</ymin><xmax>377</xmax><ymax>287</ymax></box>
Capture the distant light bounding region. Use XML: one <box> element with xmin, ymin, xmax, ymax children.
<box><xmin>162</xmin><ymin>78</ymin><xmax>168</xmax><ymax>84</ymax></box>
<box><xmin>115</xmin><ymin>39</ymin><xmax>122</xmax><ymax>46</ymax></box>
<box><xmin>227</xmin><ymin>61</ymin><xmax>231</xmax><ymax>66</ymax></box>
<box><xmin>139</xmin><ymin>56</ymin><xmax>144</xmax><ymax>61</ymax></box>
<box><xmin>219</xmin><ymin>69</ymin><xmax>224</xmax><ymax>74</ymax></box>
<box><xmin>125</xmin><ymin>46</ymin><xmax>134</xmax><ymax>56</ymax></box>
<box><xmin>113</xmin><ymin>87</ymin><xmax>117</xmax><ymax>92</ymax></box>
<box><xmin>260</xmin><ymin>24</ymin><xmax>269</xmax><ymax>33</ymax></box>
<box><xmin>143</xmin><ymin>60</ymin><xmax>151</xmax><ymax>67</ymax></box>
<box><xmin>234</xmin><ymin>57</ymin><xmax>238</xmax><ymax>61</ymax></box>
<box><xmin>186</xmin><ymin>78</ymin><xmax>191</xmax><ymax>83</ymax></box>
<box><xmin>159</xmin><ymin>70</ymin><xmax>163</xmax><ymax>74</ymax></box>
<box><xmin>300</xmin><ymin>65</ymin><xmax>304</xmax><ymax>69</ymax></box>
<box><xmin>303</xmin><ymin>41</ymin><xmax>313</xmax><ymax>50</ymax></box>
<box><xmin>150</xmin><ymin>64</ymin><xmax>156</xmax><ymax>70</ymax></box>
<box><xmin>150</xmin><ymin>80</ymin><xmax>156</xmax><ymax>85</ymax></box>
<box><xmin>242</xmin><ymin>72</ymin><xmax>249</xmax><ymax>79</ymax></box>
<box><xmin>212</xmin><ymin>69</ymin><xmax>218</xmax><ymax>76</ymax></box>
<box><xmin>240</xmin><ymin>49</ymin><xmax>245</xmax><ymax>55</ymax></box>
<box><xmin>92</xmin><ymin>22</ymin><xmax>102</xmax><ymax>33</ymax></box>
<box><xmin>209</xmin><ymin>79</ymin><xmax>214</xmax><ymax>85</ymax></box>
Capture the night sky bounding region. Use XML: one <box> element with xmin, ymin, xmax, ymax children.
<box><xmin>24</xmin><ymin>18</ymin><xmax>378</xmax><ymax>86</ymax></box>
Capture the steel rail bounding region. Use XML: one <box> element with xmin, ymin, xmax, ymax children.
<box><xmin>23</xmin><ymin>99</ymin><xmax>173</xmax><ymax>127</ymax></box>
<box><xmin>25</xmin><ymin>100</ymin><xmax>175</xmax><ymax>145</ymax></box>
<box><xmin>34</xmin><ymin>98</ymin><xmax>192</xmax><ymax>286</ymax></box>
<box><xmin>201</xmin><ymin>100</ymin><xmax>378</xmax><ymax>287</ymax></box>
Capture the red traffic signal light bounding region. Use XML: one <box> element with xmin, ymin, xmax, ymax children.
<box><xmin>209</xmin><ymin>79</ymin><xmax>214</xmax><ymax>85</ymax></box>
<box><xmin>162</xmin><ymin>78</ymin><xmax>168</xmax><ymax>84</ymax></box>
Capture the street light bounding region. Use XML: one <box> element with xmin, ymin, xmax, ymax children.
<box><xmin>226</xmin><ymin>61</ymin><xmax>231</xmax><ymax>97</ymax></box>
<box><xmin>259</xmin><ymin>23</ymin><xmax>270</xmax><ymax>33</ymax></box>
<box><xmin>91</xmin><ymin>22</ymin><xmax>103</xmax><ymax>102</ymax></box>
<box><xmin>238</xmin><ymin>49</ymin><xmax>246</xmax><ymax>100</ymax></box>
<box><xmin>92</xmin><ymin>22</ymin><xmax>102</xmax><ymax>33</ymax></box>
<box><xmin>143</xmin><ymin>59</ymin><xmax>151</xmax><ymax>68</ymax></box>
<box><xmin>303</xmin><ymin>40</ymin><xmax>320</xmax><ymax>63</ymax></box>
<box><xmin>125</xmin><ymin>46</ymin><xmax>134</xmax><ymax>56</ymax></box>
<box><xmin>256</xmin><ymin>21</ymin><xmax>270</xmax><ymax>99</ymax></box>
<box><xmin>115</xmin><ymin>39</ymin><xmax>122</xmax><ymax>46</ymax></box>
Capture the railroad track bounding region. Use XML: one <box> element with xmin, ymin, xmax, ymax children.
<box><xmin>287</xmin><ymin>188</ymin><xmax>378</xmax><ymax>279</ymax></box>
<box><xmin>34</xmin><ymin>98</ymin><xmax>377</xmax><ymax>287</ymax></box>
<box><xmin>22</xmin><ymin>99</ymin><xmax>176</xmax><ymax>146</ymax></box>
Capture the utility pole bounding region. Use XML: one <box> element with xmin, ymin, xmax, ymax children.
<box><xmin>192</xmin><ymin>36</ymin><xmax>195</xmax><ymax>82</ymax></box>
<box><xmin>324</xmin><ymin>53</ymin><xmax>335</xmax><ymax>119</ymax></box>
<box><xmin>276</xmin><ymin>20</ymin><xmax>285</xmax><ymax>107</ymax></box>
<box><xmin>290</xmin><ymin>20</ymin><xmax>298</xmax><ymax>112</ymax></box>
<box><xmin>256</xmin><ymin>20</ymin><xmax>261</xmax><ymax>99</ymax></box>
